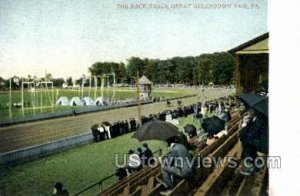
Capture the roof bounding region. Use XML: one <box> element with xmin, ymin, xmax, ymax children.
<box><xmin>228</xmin><ymin>33</ymin><xmax>269</xmax><ymax>55</ymax></box>
<box><xmin>138</xmin><ymin>75</ymin><xmax>152</xmax><ymax>84</ymax></box>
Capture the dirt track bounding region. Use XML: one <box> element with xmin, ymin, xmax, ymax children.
<box><xmin>0</xmin><ymin>90</ymin><xmax>233</xmax><ymax>153</ymax></box>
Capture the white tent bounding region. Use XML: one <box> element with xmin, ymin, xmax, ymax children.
<box><xmin>95</xmin><ymin>97</ymin><xmax>110</xmax><ymax>106</ymax></box>
<box><xmin>83</xmin><ymin>97</ymin><xmax>95</xmax><ymax>106</ymax></box>
<box><xmin>56</xmin><ymin>96</ymin><xmax>69</xmax><ymax>106</ymax></box>
<box><xmin>69</xmin><ymin>97</ymin><xmax>83</xmax><ymax>106</ymax></box>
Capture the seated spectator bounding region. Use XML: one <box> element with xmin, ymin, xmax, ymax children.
<box><xmin>137</xmin><ymin>147</ymin><xmax>144</xmax><ymax>159</ymax></box>
<box><xmin>165</xmin><ymin>112</ymin><xmax>172</xmax><ymax>122</ymax></box>
<box><xmin>206</xmin><ymin>135</ymin><xmax>217</xmax><ymax>146</ymax></box>
<box><xmin>52</xmin><ymin>182</ymin><xmax>69</xmax><ymax>196</ymax></box>
<box><xmin>127</xmin><ymin>150</ymin><xmax>142</xmax><ymax>174</ymax></box>
<box><xmin>239</xmin><ymin>102</ymin><xmax>247</xmax><ymax>116</ymax></box>
<box><xmin>240</xmin><ymin>111</ymin><xmax>252</xmax><ymax>128</ymax></box>
<box><xmin>193</xmin><ymin>105</ymin><xmax>202</xmax><ymax>122</ymax></box>
<box><xmin>184</xmin><ymin>124</ymin><xmax>197</xmax><ymax>139</ymax></box>
<box><xmin>218</xmin><ymin>108</ymin><xmax>231</xmax><ymax>123</ymax></box>
<box><xmin>156</xmin><ymin>137</ymin><xmax>195</xmax><ymax>195</ymax></box>
<box><xmin>116</xmin><ymin>167</ymin><xmax>128</xmax><ymax>180</ymax></box>
<box><xmin>201</xmin><ymin>103</ymin><xmax>208</xmax><ymax>118</ymax></box>
<box><xmin>141</xmin><ymin>143</ymin><xmax>154</xmax><ymax>166</ymax></box>
<box><xmin>214</xmin><ymin>130</ymin><xmax>228</xmax><ymax>138</ymax></box>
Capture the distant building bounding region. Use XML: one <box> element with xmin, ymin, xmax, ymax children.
<box><xmin>138</xmin><ymin>75</ymin><xmax>152</xmax><ymax>100</ymax></box>
<box><xmin>229</xmin><ymin>33</ymin><xmax>269</xmax><ymax>94</ymax></box>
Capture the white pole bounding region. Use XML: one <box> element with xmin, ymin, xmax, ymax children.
<box><xmin>89</xmin><ymin>77</ymin><xmax>91</xmax><ymax>98</ymax></box>
<box><xmin>101</xmin><ymin>77</ymin><xmax>104</xmax><ymax>98</ymax></box>
<box><xmin>113</xmin><ymin>73</ymin><xmax>116</xmax><ymax>100</ymax></box>
<box><xmin>52</xmin><ymin>82</ymin><xmax>54</xmax><ymax>113</ymax></box>
<box><xmin>21</xmin><ymin>79</ymin><xmax>24</xmax><ymax>117</ymax></box>
<box><xmin>33</xmin><ymin>82</ymin><xmax>36</xmax><ymax>115</ymax></box>
<box><xmin>40</xmin><ymin>83</ymin><xmax>43</xmax><ymax>112</ymax></box>
<box><xmin>9</xmin><ymin>78</ymin><xmax>12</xmax><ymax>119</ymax></box>
<box><xmin>94</xmin><ymin>76</ymin><xmax>97</xmax><ymax>100</ymax></box>
<box><xmin>81</xmin><ymin>76</ymin><xmax>85</xmax><ymax>99</ymax></box>
<box><xmin>106</xmin><ymin>75</ymin><xmax>110</xmax><ymax>102</ymax></box>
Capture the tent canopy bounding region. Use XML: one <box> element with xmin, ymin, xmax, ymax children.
<box><xmin>69</xmin><ymin>97</ymin><xmax>83</xmax><ymax>106</ymax></box>
<box><xmin>56</xmin><ymin>96</ymin><xmax>69</xmax><ymax>106</ymax></box>
<box><xmin>83</xmin><ymin>97</ymin><xmax>95</xmax><ymax>106</ymax></box>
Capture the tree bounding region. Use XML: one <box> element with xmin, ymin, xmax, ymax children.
<box><xmin>52</xmin><ymin>78</ymin><xmax>65</xmax><ymax>87</ymax></box>
<box><xmin>89</xmin><ymin>62</ymin><xmax>126</xmax><ymax>84</ymax></box>
<box><xmin>126</xmin><ymin>57</ymin><xmax>145</xmax><ymax>83</ymax></box>
<box><xmin>210</xmin><ymin>52</ymin><xmax>235</xmax><ymax>85</ymax></box>
<box><xmin>66</xmin><ymin>77</ymin><xmax>73</xmax><ymax>86</ymax></box>
<box><xmin>195</xmin><ymin>54</ymin><xmax>213</xmax><ymax>85</ymax></box>
<box><xmin>0</xmin><ymin>76</ymin><xmax>6</xmax><ymax>90</ymax></box>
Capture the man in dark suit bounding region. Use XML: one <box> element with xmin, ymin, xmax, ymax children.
<box><xmin>239</xmin><ymin>110</ymin><xmax>268</xmax><ymax>175</ymax></box>
<box><xmin>156</xmin><ymin>137</ymin><xmax>195</xmax><ymax>195</ymax></box>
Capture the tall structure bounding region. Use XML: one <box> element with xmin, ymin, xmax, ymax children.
<box><xmin>229</xmin><ymin>33</ymin><xmax>269</xmax><ymax>94</ymax></box>
<box><xmin>138</xmin><ymin>75</ymin><xmax>152</xmax><ymax>100</ymax></box>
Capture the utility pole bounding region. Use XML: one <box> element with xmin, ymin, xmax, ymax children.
<box><xmin>136</xmin><ymin>70</ymin><xmax>141</xmax><ymax>125</ymax></box>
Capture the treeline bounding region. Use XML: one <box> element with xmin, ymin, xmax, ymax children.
<box><xmin>89</xmin><ymin>52</ymin><xmax>236</xmax><ymax>85</ymax></box>
<box><xmin>0</xmin><ymin>52</ymin><xmax>236</xmax><ymax>90</ymax></box>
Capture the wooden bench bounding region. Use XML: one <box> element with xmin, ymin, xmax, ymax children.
<box><xmin>147</xmin><ymin>121</ymin><xmax>241</xmax><ymax>196</ymax></box>
<box><xmin>193</xmin><ymin>142</ymin><xmax>239</xmax><ymax>196</ymax></box>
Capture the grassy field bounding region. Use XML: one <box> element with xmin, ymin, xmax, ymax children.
<box><xmin>0</xmin><ymin>115</ymin><xmax>200</xmax><ymax>196</ymax></box>
<box><xmin>0</xmin><ymin>88</ymin><xmax>193</xmax><ymax>121</ymax></box>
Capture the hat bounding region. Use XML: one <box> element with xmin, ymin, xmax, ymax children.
<box><xmin>54</xmin><ymin>182</ymin><xmax>63</xmax><ymax>190</ymax></box>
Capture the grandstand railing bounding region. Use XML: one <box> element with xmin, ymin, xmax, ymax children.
<box><xmin>74</xmin><ymin>149</ymin><xmax>162</xmax><ymax>195</ymax></box>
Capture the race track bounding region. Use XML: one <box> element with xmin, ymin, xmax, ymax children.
<box><xmin>0</xmin><ymin>90</ymin><xmax>233</xmax><ymax>153</ymax></box>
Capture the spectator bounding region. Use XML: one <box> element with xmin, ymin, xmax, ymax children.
<box><xmin>98</xmin><ymin>126</ymin><xmax>106</xmax><ymax>141</ymax></box>
<box><xmin>239</xmin><ymin>109</ymin><xmax>268</xmax><ymax>175</ymax></box>
<box><xmin>102</xmin><ymin>122</ymin><xmax>112</xmax><ymax>139</ymax></box>
<box><xmin>141</xmin><ymin>143</ymin><xmax>154</xmax><ymax>166</ymax></box>
<box><xmin>116</xmin><ymin>167</ymin><xmax>128</xmax><ymax>180</ymax></box>
<box><xmin>130</xmin><ymin>118</ymin><xmax>137</xmax><ymax>132</ymax></box>
<box><xmin>156</xmin><ymin>137</ymin><xmax>195</xmax><ymax>195</ymax></box>
<box><xmin>201</xmin><ymin>103</ymin><xmax>208</xmax><ymax>118</ymax></box>
<box><xmin>184</xmin><ymin>124</ymin><xmax>197</xmax><ymax>139</ymax></box>
<box><xmin>177</xmin><ymin>100</ymin><xmax>182</xmax><ymax>107</ymax></box>
<box><xmin>166</xmin><ymin>100</ymin><xmax>171</xmax><ymax>107</ymax></box>
<box><xmin>218</xmin><ymin>108</ymin><xmax>231</xmax><ymax>123</ymax></box>
<box><xmin>127</xmin><ymin>150</ymin><xmax>142</xmax><ymax>174</ymax></box>
<box><xmin>193</xmin><ymin>105</ymin><xmax>202</xmax><ymax>122</ymax></box>
<box><xmin>52</xmin><ymin>182</ymin><xmax>69</xmax><ymax>196</ymax></box>
<box><xmin>91</xmin><ymin>125</ymin><xmax>101</xmax><ymax>142</ymax></box>
<box><xmin>137</xmin><ymin>147</ymin><xmax>144</xmax><ymax>159</ymax></box>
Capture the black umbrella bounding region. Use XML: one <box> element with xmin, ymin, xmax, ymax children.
<box><xmin>132</xmin><ymin>120</ymin><xmax>180</xmax><ymax>141</ymax></box>
<box><xmin>251</xmin><ymin>97</ymin><xmax>268</xmax><ymax>117</ymax></box>
<box><xmin>237</xmin><ymin>93</ymin><xmax>265</xmax><ymax>107</ymax></box>
<box><xmin>238</xmin><ymin>94</ymin><xmax>268</xmax><ymax>117</ymax></box>
<box><xmin>202</xmin><ymin>116</ymin><xmax>225</xmax><ymax>135</ymax></box>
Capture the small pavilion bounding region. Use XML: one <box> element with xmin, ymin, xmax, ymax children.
<box><xmin>138</xmin><ymin>75</ymin><xmax>152</xmax><ymax>100</ymax></box>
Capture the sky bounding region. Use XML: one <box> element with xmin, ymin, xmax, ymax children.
<box><xmin>0</xmin><ymin>0</ymin><xmax>267</xmax><ymax>79</ymax></box>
